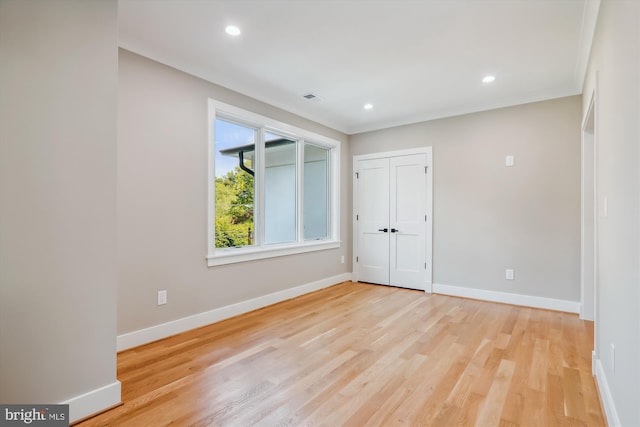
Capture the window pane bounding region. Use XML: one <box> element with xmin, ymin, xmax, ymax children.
<box><xmin>304</xmin><ymin>144</ymin><xmax>329</xmax><ymax>240</ymax></box>
<box><xmin>264</xmin><ymin>133</ymin><xmax>297</xmax><ymax>245</ymax></box>
<box><xmin>214</xmin><ymin>118</ymin><xmax>256</xmax><ymax>248</ymax></box>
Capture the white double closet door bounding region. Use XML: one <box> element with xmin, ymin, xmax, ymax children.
<box><xmin>354</xmin><ymin>149</ymin><xmax>432</xmax><ymax>291</ymax></box>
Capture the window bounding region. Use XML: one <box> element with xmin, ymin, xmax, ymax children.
<box><xmin>304</xmin><ymin>143</ymin><xmax>329</xmax><ymax>240</ymax></box>
<box><xmin>214</xmin><ymin>119</ymin><xmax>256</xmax><ymax>248</ymax></box>
<box><xmin>208</xmin><ymin>99</ymin><xmax>340</xmax><ymax>266</ymax></box>
<box><xmin>264</xmin><ymin>132</ymin><xmax>297</xmax><ymax>245</ymax></box>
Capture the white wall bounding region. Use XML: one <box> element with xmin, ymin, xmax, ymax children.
<box><xmin>582</xmin><ymin>1</ymin><xmax>640</xmax><ymax>425</ymax></box>
<box><xmin>350</xmin><ymin>96</ymin><xmax>582</xmax><ymax>306</ymax></box>
<box><xmin>117</xmin><ymin>49</ymin><xmax>351</xmax><ymax>337</ymax></box>
<box><xmin>0</xmin><ymin>0</ymin><xmax>120</xmax><ymax>422</ymax></box>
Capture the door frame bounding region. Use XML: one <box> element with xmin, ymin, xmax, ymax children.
<box><xmin>581</xmin><ymin>84</ymin><xmax>598</xmax><ymax>372</ymax></box>
<box><xmin>352</xmin><ymin>147</ymin><xmax>433</xmax><ymax>292</ymax></box>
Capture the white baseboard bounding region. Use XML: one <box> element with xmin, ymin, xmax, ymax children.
<box><xmin>594</xmin><ymin>358</ymin><xmax>621</xmax><ymax>427</ymax></box>
<box><xmin>117</xmin><ymin>273</ymin><xmax>351</xmax><ymax>352</ymax></box>
<box><xmin>62</xmin><ymin>380</ymin><xmax>121</xmax><ymax>424</ymax></box>
<box><xmin>425</xmin><ymin>281</ymin><xmax>433</xmax><ymax>293</ymax></box>
<box><xmin>432</xmin><ymin>283</ymin><xmax>580</xmax><ymax>313</ymax></box>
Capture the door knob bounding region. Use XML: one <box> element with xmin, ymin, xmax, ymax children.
<box><xmin>378</xmin><ymin>228</ymin><xmax>388</xmax><ymax>232</ymax></box>
<box><xmin>390</xmin><ymin>228</ymin><xmax>399</xmax><ymax>233</ymax></box>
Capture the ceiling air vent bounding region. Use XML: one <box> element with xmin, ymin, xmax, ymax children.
<box><xmin>302</xmin><ymin>93</ymin><xmax>320</xmax><ymax>101</ymax></box>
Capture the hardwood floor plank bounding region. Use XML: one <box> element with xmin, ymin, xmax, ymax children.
<box><xmin>528</xmin><ymin>338</ymin><xmax>550</xmax><ymax>391</ymax></box>
<box><xmin>519</xmin><ymin>388</ymin><xmax>545</xmax><ymax>427</ymax></box>
<box><xmin>562</xmin><ymin>367</ymin><xmax>587</xmax><ymax>421</ymax></box>
<box><xmin>76</xmin><ymin>282</ymin><xmax>604</xmax><ymax>427</ymax></box>
<box><xmin>474</xmin><ymin>359</ymin><xmax>516</xmax><ymax>427</ymax></box>
<box><xmin>359</xmin><ymin>354</ymin><xmax>429</xmax><ymax>427</ymax></box>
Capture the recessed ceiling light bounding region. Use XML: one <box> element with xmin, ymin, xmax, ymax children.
<box><xmin>225</xmin><ymin>25</ymin><xmax>241</xmax><ymax>36</ymax></box>
<box><xmin>364</xmin><ymin>103</ymin><xmax>374</xmax><ymax>110</ymax></box>
<box><xmin>482</xmin><ymin>75</ymin><xmax>496</xmax><ymax>84</ymax></box>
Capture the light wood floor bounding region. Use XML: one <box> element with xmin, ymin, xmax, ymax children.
<box><xmin>78</xmin><ymin>281</ymin><xmax>605</xmax><ymax>427</ymax></box>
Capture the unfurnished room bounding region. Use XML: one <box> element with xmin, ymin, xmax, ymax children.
<box><xmin>0</xmin><ymin>1</ymin><xmax>638</xmax><ymax>426</ymax></box>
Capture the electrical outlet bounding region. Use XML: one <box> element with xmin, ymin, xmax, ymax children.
<box><xmin>610</xmin><ymin>344</ymin><xmax>615</xmax><ymax>372</ymax></box>
<box><xmin>157</xmin><ymin>290</ymin><xmax>167</xmax><ymax>306</ymax></box>
<box><xmin>505</xmin><ymin>155</ymin><xmax>514</xmax><ymax>167</ymax></box>
<box><xmin>341</xmin><ymin>255</ymin><xmax>345</xmax><ymax>264</ymax></box>
<box><xmin>505</xmin><ymin>269</ymin><xmax>515</xmax><ymax>280</ymax></box>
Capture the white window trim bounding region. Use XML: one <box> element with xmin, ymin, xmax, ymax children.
<box><xmin>207</xmin><ymin>99</ymin><xmax>341</xmax><ymax>267</ymax></box>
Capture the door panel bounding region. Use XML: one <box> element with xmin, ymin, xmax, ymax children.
<box><xmin>390</xmin><ymin>155</ymin><xmax>426</xmax><ymax>289</ymax></box>
<box><xmin>356</xmin><ymin>158</ymin><xmax>390</xmax><ymax>285</ymax></box>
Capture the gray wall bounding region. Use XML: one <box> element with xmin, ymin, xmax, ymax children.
<box><xmin>350</xmin><ymin>96</ymin><xmax>582</xmax><ymax>302</ymax></box>
<box><xmin>582</xmin><ymin>1</ymin><xmax>640</xmax><ymax>425</ymax></box>
<box><xmin>0</xmin><ymin>0</ymin><xmax>119</xmax><ymax>414</ymax></box>
<box><xmin>117</xmin><ymin>49</ymin><xmax>351</xmax><ymax>335</ymax></box>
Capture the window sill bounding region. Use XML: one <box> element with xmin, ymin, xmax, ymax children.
<box><xmin>206</xmin><ymin>240</ymin><xmax>341</xmax><ymax>266</ymax></box>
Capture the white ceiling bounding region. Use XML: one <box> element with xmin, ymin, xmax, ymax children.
<box><xmin>118</xmin><ymin>0</ymin><xmax>599</xmax><ymax>135</ymax></box>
